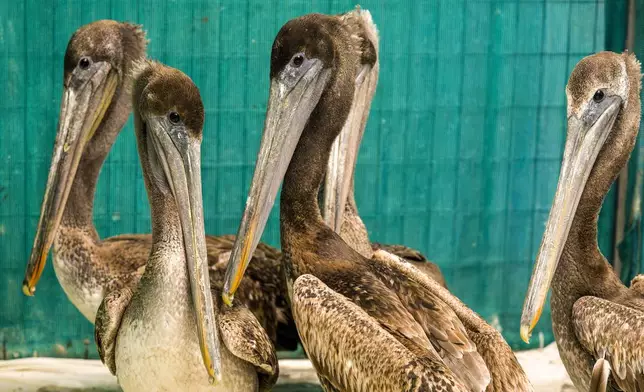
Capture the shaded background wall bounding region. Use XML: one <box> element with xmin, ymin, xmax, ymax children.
<box><xmin>0</xmin><ymin>0</ymin><xmax>639</xmax><ymax>358</ymax></box>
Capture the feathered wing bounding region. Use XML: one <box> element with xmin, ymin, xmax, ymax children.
<box><xmin>217</xmin><ymin>298</ymin><xmax>278</xmax><ymax>392</ymax></box>
<box><xmin>372</xmin><ymin>243</ymin><xmax>428</xmax><ymax>262</ymax></box>
<box><xmin>366</xmin><ymin>252</ymin><xmax>490</xmax><ymax>391</ymax></box>
<box><xmin>292</xmin><ymin>274</ymin><xmax>468</xmax><ymax>392</ymax></box>
<box><xmin>573</xmin><ymin>296</ymin><xmax>644</xmax><ymax>391</ymax></box>
<box><xmin>371</xmin><ymin>243</ymin><xmax>448</xmax><ymax>288</ymax></box>
<box><xmin>94</xmin><ymin>285</ymin><xmax>135</xmax><ymax>375</ymax></box>
<box><xmin>98</xmin><ymin>235</ymin><xmax>153</xmax><ymax>290</ymax></box>
<box><xmin>371</xmin><ymin>250</ymin><xmax>532</xmax><ymax>392</ymax></box>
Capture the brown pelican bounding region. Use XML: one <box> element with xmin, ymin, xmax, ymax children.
<box><xmin>521</xmin><ymin>51</ymin><xmax>643</xmax><ymax>392</ymax></box>
<box><xmin>223</xmin><ymin>11</ymin><xmax>531</xmax><ymax>391</ymax></box>
<box><xmin>95</xmin><ymin>60</ymin><xmax>277</xmax><ymax>391</ymax></box>
<box><xmin>321</xmin><ymin>13</ymin><xmax>447</xmax><ymax>288</ymax></box>
<box><xmin>21</xmin><ymin>20</ymin><xmax>295</xmax><ymax>350</ymax></box>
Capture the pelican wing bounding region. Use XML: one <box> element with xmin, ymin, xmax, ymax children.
<box><xmin>94</xmin><ymin>285</ymin><xmax>135</xmax><ymax>375</ymax></box>
<box><xmin>98</xmin><ymin>235</ymin><xmax>152</xmax><ymax>289</ymax></box>
<box><xmin>341</xmin><ymin>271</ymin><xmax>436</xmax><ymax>351</ymax></box>
<box><xmin>573</xmin><ymin>296</ymin><xmax>644</xmax><ymax>391</ymax></box>
<box><xmin>372</xmin><ymin>243</ymin><xmax>428</xmax><ymax>262</ymax></box>
<box><xmin>292</xmin><ymin>274</ymin><xmax>468</xmax><ymax>392</ymax></box>
<box><xmin>372</xmin><ymin>243</ymin><xmax>447</xmax><ymax>288</ymax></box>
<box><xmin>218</xmin><ymin>299</ymin><xmax>278</xmax><ymax>391</ymax></box>
<box><xmin>371</xmin><ymin>250</ymin><xmax>532</xmax><ymax>391</ymax></box>
<box><xmin>368</xmin><ymin>251</ymin><xmax>490</xmax><ymax>391</ymax></box>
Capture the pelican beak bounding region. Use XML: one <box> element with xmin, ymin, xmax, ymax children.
<box><xmin>146</xmin><ymin>117</ymin><xmax>222</xmax><ymax>383</ymax></box>
<box><xmin>22</xmin><ymin>63</ymin><xmax>118</xmax><ymax>296</ymax></box>
<box><xmin>520</xmin><ymin>95</ymin><xmax>622</xmax><ymax>343</ymax></box>
<box><xmin>323</xmin><ymin>63</ymin><xmax>378</xmax><ymax>232</ymax></box>
<box><xmin>222</xmin><ymin>61</ymin><xmax>331</xmax><ymax>304</ymax></box>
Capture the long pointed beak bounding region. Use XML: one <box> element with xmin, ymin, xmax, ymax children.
<box><xmin>323</xmin><ymin>63</ymin><xmax>378</xmax><ymax>232</ymax></box>
<box><xmin>222</xmin><ymin>62</ymin><xmax>331</xmax><ymax>304</ymax></box>
<box><xmin>520</xmin><ymin>96</ymin><xmax>622</xmax><ymax>343</ymax></box>
<box><xmin>23</xmin><ymin>64</ymin><xmax>118</xmax><ymax>296</ymax></box>
<box><xmin>146</xmin><ymin>117</ymin><xmax>222</xmax><ymax>383</ymax></box>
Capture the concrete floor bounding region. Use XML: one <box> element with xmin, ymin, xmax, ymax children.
<box><xmin>0</xmin><ymin>343</ymin><xmax>574</xmax><ymax>392</ymax></box>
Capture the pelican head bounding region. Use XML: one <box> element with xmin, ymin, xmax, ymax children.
<box><xmin>223</xmin><ymin>13</ymin><xmax>365</xmax><ymax>303</ymax></box>
<box><xmin>23</xmin><ymin>20</ymin><xmax>146</xmax><ymax>296</ymax></box>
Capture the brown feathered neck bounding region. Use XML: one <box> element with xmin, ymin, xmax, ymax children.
<box><xmin>279</xmin><ymin>15</ymin><xmax>364</xmax><ymax>233</ymax></box>
<box><xmin>62</xmin><ymin>22</ymin><xmax>147</xmax><ymax>229</ymax></box>
<box><xmin>280</xmin><ymin>29</ymin><xmax>359</xmax><ymax>239</ymax></box>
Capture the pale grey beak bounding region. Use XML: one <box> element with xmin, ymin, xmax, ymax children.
<box><xmin>323</xmin><ymin>63</ymin><xmax>378</xmax><ymax>232</ymax></box>
<box><xmin>223</xmin><ymin>61</ymin><xmax>331</xmax><ymax>303</ymax></box>
<box><xmin>23</xmin><ymin>63</ymin><xmax>117</xmax><ymax>296</ymax></box>
<box><xmin>521</xmin><ymin>95</ymin><xmax>622</xmax><ymax>343</ymax></box>
<box><xmin>146</xmin><ymin>117</ymin><xmax>222</xmax><ymax>383</ymax></box>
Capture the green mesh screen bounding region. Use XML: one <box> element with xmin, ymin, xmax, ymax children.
<box><xmin>0</xmin><ymin>0</ymin><xmax>629</xmax><ymax>358</ymax></box>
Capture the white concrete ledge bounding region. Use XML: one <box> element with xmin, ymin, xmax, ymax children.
<box><xmin>515</xmin><ymin>343</ymin><xmax>576</xmax><ymax>392</ymax></box>
<box><xmin>0</xmin><ymin>344</ymin><xmax>575</xmax><ymax>391</ymax></box>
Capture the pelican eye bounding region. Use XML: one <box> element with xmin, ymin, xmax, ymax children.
<box><xmin>593</xmin><ymin>89</ymin><xmax>605</xmax><ymax>103</ymax></box>
<box><xmin>78</xmin><ymin>57</ymin><xmax>91</xmax><ymax>70</ymax></box>
<box><xmin>292</xmin><ymin>54</ymin><xmax>304</xmax><ymax>67</ymax></box>
<box><xmin>168</xmin><ymin>111</ymin><xmax>181</xmax><ymax>124</ymax></box>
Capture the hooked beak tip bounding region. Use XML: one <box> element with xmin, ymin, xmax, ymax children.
<box><xmin>221</xmin><ymin>292</ymin><xmax>234</xmax><ymax>307</ymax></box>
<box><xmin>223</xmin><ymin>229</ymin><xmax>254</xmax><ymax>305</ymax></box>
<box><xmin>520</xmin><ymin>304</ymin><xmax>542</xmax><ymax>344</ymax></box>
<box><xmin>520</xmin><ymin>325</ymin><xmax>531</xmax><ymax>344</ymax></box>
<box><xmin>22</xmin><ymin>281</ymin><xmax>35</xmax><ymax>297</ymax></box>
<box><xmin>209</xmin><ymin>374</ymin><xmax>222</xmax><ymax>385</ymax></box>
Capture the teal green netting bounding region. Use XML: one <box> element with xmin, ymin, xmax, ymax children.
<box><xmin>0</xmin><ymin>0</ymin><xmax>630</xmax><ymax>358</ymax></box>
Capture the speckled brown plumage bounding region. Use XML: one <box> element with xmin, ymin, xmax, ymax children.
<box><xmin>206</xmin><ymin>235</ymin><xmax>295</xmax><ymax>350</ymax></box>
<box><xmin>373</xmin><ymin>243</ymin><xmax>448</xmax><ymax>289</ymax></box>
<box><xmin>216</xmin><ymin>295</ymin><xmax>279</xmax><ymax>390</ymax></box>
<box><xmin>630</xmin><ymin>274</ymin><xmax>644</xmax><ymax>295</ymax></box>
<box><xmin>530</xmin><ymin>52</ymin><xmax>644</xmax><ymax>392</ymax></box>
<box><xmin>249</xmin><ymin>10</ymin><xmax>529</xmax><ymax>391</ymax></box>
<box><xmin>293</xmin><ymin>274</ymin><xmax>466</xmax><ymax>392</ymax></box>
<box><xmin>327</xmin><ymin>10</ymin><xmax>518</xmax><ymax>389</ymax></box>
<box><xmin>29</xmin><ymin>20</ymin><xmax>296</xmax><ymax>352</ymax></box>
<box><xmin>371</xmin><ymin>251</ymin><xmax>531</xmax><ymax>392</ymax></box>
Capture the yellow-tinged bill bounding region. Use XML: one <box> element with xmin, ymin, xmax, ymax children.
<box><xmin>22</xmin><ymin>65</ymin><xmax>117</xmax><ymax>295</ymax></box>
<box><xmin>520</xmin><ymin>95</ymin><xmax>622</xmax><ymax>342</ymax></box>
<box><xmin>222</xmin><ymin>62</ymin><xmax>331</xmax><ymax>303</ymax></box>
